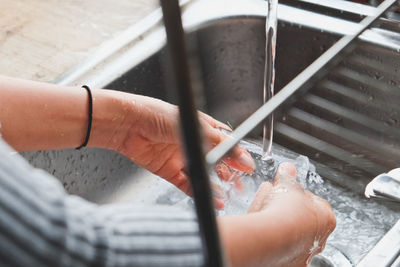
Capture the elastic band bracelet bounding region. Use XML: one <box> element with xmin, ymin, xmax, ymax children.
<box><xmin>76</xmin><ymin>85</ymin><xmax>93</xmax><ymax>149</ymax></box>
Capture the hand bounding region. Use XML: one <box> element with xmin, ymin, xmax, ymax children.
<box><xmin>109</xmin><ymin>94</ymin><xmax>255</xmax><ymax>196</ymax></box>
<box><xmin>219</xmin><ymin>162</ymin><xmax>336</xmax><ymax>267</ymax></box>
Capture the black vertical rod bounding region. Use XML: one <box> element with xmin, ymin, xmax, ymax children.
<box><xmin>159</xmin><ymin>1</ymin><xmax>225</xmax><ymax>266</ymax></box>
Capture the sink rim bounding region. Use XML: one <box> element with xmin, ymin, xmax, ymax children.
<box><xmin>311</xmin><ymin>244</ymin><xmax>353</xmax><ymax>267</ymax></box>
<box><xmin>53</xmin><ymin>0</ymin><xmax>400</xmax><ymax>89</ymax></box>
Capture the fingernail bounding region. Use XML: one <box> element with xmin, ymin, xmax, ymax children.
<box><xmin>276</xmin><ymin>162</ymin><xmax>297</xmax><ymax>179</ymax></box>
<box><xmin>237</xmin><ymin>151</ymin><xmax>256</xmax><ymax>171</ymax></box>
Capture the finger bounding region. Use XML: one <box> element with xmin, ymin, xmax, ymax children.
<box><xmin>308</xmin><ymin>193</ymin><xmax>336</xmax><ymax>254</ymax></box>
<box><xmin>202</xmin><ymin>126</ymin><xmax>255</xmax><ymax>174</ymax></box>
<box><xmin>169</xmin><ymin>171</ymin><xmax>193</xmax><ymax>196</ymax></box>
<box><xmin>215</xmin><ymin>162</ymin><xmax>235</xmax><ymax>181</ymax></box>
<box><xmin>222</xmin><ymin>148</ymin><xmax>255</xmax><ymax>174</ymax></box>
<box><xmin>182</xmin><ymin>166</ymin><xmax>225</xmax><ymax>199</ymax></box>
<box><xmin>248</xmin><ymin>182</ymin><xmax>273</xmax><ymax>213</ymax></box>
<box><xmin>210</xmin><ymin>180</ymin><xmax>226</xmax><ymax>210</ymax></box>
<box><xmin>234</xmin><ymin>179</ymin><xmax>245</xmax><ymax>192</ymax></box>
<box><xmin>215</xmin><ymin>162</ymin><xmax>243</xmax><ymax>180</ymax></box>
<box><xmin>214</xmin><ymin>197</ymin><xmax>225</xmax><ymax>210</ymax></box>
<box><xmin>173</xmin><ymin>170</ymin><xmax>226</xmax><ymax>209</ymax></box>
<box><xmin>198</xmin><ymin>111</ymin><xmax>231</xmax><ymax>131</ymax></box>
<box><xmin>274</xmin><ymin>162</ymin><xmax>297</xmax><ymax>185</ymax></box>
<box><xmin>228</xmin><ymin>170</ymin><xmax>245</xmax><ymax>191</ymax></box>
<box><xmin>313</xmin><ymin>195</ymin><xmax>337</xmax><ymax>235</ymax></box>
<box><xmin>215</xmin><ymin>162</ymin><xmax>244</xmax><ymax>192</ymax></box>
<box><xmin>210</xmin><ymin>180</ymin><xmax>224</xmax><ymax>198</ymax></box>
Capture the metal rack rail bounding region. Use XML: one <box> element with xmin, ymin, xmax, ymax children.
<box><xmin>159</xmin><ymin>1</ymin><xmax>225</xmax><ymax>266</ymax></box>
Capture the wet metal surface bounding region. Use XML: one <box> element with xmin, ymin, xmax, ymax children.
<box><xmin>24</xmin><ymin>0</ymin><xmax>400</xmax><ymax>265</ymax></box>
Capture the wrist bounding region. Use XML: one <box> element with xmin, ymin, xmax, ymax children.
<box><xmin>219</xmin><ymin>210</ymin><xmax>312</xmax><ymax>267</ymax></box>
<box><xmin>87</xmin><ymin>89</ymin><xmax>138</xmax><ymax>151</ymax></box>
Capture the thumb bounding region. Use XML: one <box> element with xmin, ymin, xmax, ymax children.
<box><xmin>274</xmin><ymin>162</ymin><xmax>297</xmax><ymax>185</ymax></box>
<box><xmin>248</xmin><ymin>182</ymin><xmax>273</xmax><ymax>213</ymax></box>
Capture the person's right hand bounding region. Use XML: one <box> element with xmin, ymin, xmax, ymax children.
<box><xmin>219</xmin><ymin>162</ymin><xmax>336</xmax><ymax>267</ymax></box>
<box><xmin>101</xmin><ymin>93</ymin><xmax>254</xmax><ymax>199</ymax></box>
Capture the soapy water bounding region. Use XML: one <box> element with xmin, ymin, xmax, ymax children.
<box><xmin>211</xmin><ymin>138</ymin><xmax>324</xmax><ymax>215</ymax></box>
<box><xmin>150</xmin><ymin>137</ymin><xmax>323</xmax><ymax>216</ymax></box>
<box><xmin>315</xmin><ymin>177</ymin><xmax>400</xmax><ymax>264</ymax></box>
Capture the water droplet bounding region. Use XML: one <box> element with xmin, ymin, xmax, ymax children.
<box><xmin>374</xmin><ymin>73</ymin><xmax>383</xmax><ymax>80</ymax></box>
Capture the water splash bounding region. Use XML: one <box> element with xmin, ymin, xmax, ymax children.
<box><xmin>211</xmin><ymin>138</ymin><xmax>323</xmax><ymax>215</ymax></box>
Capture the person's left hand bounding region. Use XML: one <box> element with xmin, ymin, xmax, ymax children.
<box><xmin>219</xmin><ymin>162</ymin><xmax>336</xmax><ymax>267</ymax></box>
<box><xmin>108</xmin><ymin>94</ymin><xmax>255</xmax><ymax>198</ymax></box>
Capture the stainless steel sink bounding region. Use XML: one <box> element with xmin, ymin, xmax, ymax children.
<box><xmin>23</xmin><ymin>0</ymin><xmax>400</xmax><ymax>265</ymax></box>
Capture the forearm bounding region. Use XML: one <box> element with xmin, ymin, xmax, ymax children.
<box><xmin>0</xmin><ymin>76</ymin><xmax>132</xmax><ymax>151</ymax></box>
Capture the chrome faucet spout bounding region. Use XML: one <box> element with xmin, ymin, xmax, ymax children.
<box><xmin>365</xmin><ymin>169</ymin><xmax>400</xmax><ymax>203</ymax></box>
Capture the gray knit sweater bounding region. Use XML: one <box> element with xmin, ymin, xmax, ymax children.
<box><xmin>0</xmin><ymin>138</ymin><xmax>204</xmax><ymax>267</ymax></box>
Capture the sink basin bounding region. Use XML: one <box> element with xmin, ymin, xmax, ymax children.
<box><xmin>22</xmin><ymin>0</ymin><xmax>400</xmax><ymax>265</ymax></box>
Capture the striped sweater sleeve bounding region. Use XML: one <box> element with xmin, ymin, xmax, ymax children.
<box><xmin>0</xmin><ymin>139</ymin><xmax>204</xmax><ymax>267</ymax></box>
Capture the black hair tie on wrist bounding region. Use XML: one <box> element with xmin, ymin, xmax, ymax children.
<box><xmin>76</xmin><ymin>85</ymin><xmax>93</xmax><ymax>149</ymax></box>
